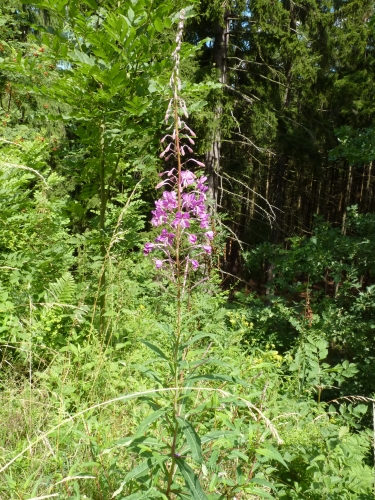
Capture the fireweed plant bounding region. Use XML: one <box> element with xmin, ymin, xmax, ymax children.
<box><xmin>111</xmin><ymin>11</ymin><xmax>282</xmax><ymax>500</ymax></box>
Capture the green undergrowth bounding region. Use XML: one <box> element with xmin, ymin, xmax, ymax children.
<box><xmin>0</xmin><ymin>147</ymin><xmax>373</xmax><ymax>499</ymax></box>
<box><xmin>0</xmin><ymin>291</ymin><xmax>374</xmax><ymax>499</ymax></box>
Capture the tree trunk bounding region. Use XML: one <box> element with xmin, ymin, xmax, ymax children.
<box><xmin>206</xmin><ymin>10</ymin><xmax>230</xmax><ymax>212</ymax></box>
<box><xmin>341</xmin><ymin>164</ymin><xmax>353</xmax><ymax>235</ymax></box>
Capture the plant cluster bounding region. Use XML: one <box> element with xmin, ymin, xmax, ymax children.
<box><xmin>0</xmin><ymin>1</ymin><xmax>374</xmax><ymax>500</ymax></box>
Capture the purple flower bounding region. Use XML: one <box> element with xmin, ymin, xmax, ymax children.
<box><xmin>151</xmin><ymin>207</ymin><xmax>167</xmax><ymax>227</ymax></box>
<box><xmin>182</xmin><ymin>192</ymin><xmax>196</xmax><ymax>211</ymax></box>
<box><xmin>202</xmin><ymin>245</ymin><xmax>212</xmax><ymax>254</ymax></box>
<box><xmin>155</xmin><ymin>228</ymin><xmax>175</xmax><ymax>245</ymax></box>
<box><xmin>197</xmin><ymin>176</ymin><xmax>208</xmax><ymax>194</ymax></box>
<box><xmin>144</xmin><ymin>243</ymin><xmax>154</xmax><ymax>255</ymax></box>
<box><xmin>199</xmin><ymin>213</ymin><xmax>210</xmax><ymax>229</ymax></box>
<box><xmin>161</xmin><ymin>190</ymin><xmax>177</xmax><ymax>211</ymax></box>
<box><xmin>180</xmin><ymin>170</ymin><xmax>196</xmax><ymax>188</ymax></box>
<box><xmin>188</xmin><ymin>234</ymin><xmax>197</xmax><ymax>244</ymax></box>
<box><xmin>191</xmin><ymin>259</ymin><xmax>199</xmax><ymax>270</ymax></box>
<box><xmin>155</xmin><ymin>259</ymin><xmax>163</xmax><ymax>269</ymax></box>
<box><xmin>190</xmin><ymin>195</ymin><xmax>206</xmax><ymax>217</ymax></box>
<box><xmin>172</xmin><ymin>211</ymin><xmax>190</xmax><ymax>228</ymax></box>
<box><xmin>205</xmin><ymin>231</ymin><xmax>214</xmax><ymax>240</ymax></box>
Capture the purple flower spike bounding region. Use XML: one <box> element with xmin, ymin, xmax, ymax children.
<box><xmin>188</xmin><ymin>234</ymin><xmax>197</xmax><ymax>244</ymax></box>
<box><xmin>144</xmin><ymin>10</ymin><xmax>213</xmax><ymax>282</ymax></box>
<box><xmin>144</xmin><ymin>242</ymin><xmax>154</xmax><ymax>255</ymax></box>
<box><xmin>191</xmin><ymin>259</ymin><xmax>199</xmax><ymax>270</ymax></box>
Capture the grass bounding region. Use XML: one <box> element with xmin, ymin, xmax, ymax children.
<box><xmin>0</xmin><ymin>339</ymin><xmax>150</xmax><ymax>499</ymax></box>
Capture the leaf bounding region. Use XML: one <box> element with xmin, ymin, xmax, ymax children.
<box><xmin>140</xmin><ymin>340</ymin><xmax>169</xmax><ymax>361</ymax></box>
<box><xmin>180</xmin><ymin>333</ymin><xmax>217</xmax><ymax>351</ymax></box>
<box><xmin>135</xmin><ymin>365</ymin><xmax>163</xmax><ymax>385</ymax></box>
<box><xmin>186</xmin><ymin>373</ymin><xmax>248</xmax><ymax>387</ymax></box>
<box><xmin>250</xmin><ymin>477</ymin><xmax>276</xmax><ymax>490</ymax></box>
<box><xmin>154</xmin><ymin>18</ymin><xmax>164</xmax><ymax>32</ymax></box>
<box><xmin>256</xmin><ymin>445</ymin><xmax>288</xmax><ymax>469</ymax></box>
<box><xmin>171</xmin><ymin>6</ymin><xmax>196</xmax><ymax>23</ymax></box>
<box><xmin>130</xmin><ymin>436</ymin><xmax>166</xmax><ymax>450</ymax></box>
<box><xmin>175</xmin><ymin>458</ymin><xmax>208</xmax><ymax>500</ymax></box>
<box><xmin>248</xmin><ymin>487</ymin><xmax>275</xmax><ymax>499</ymax></box>
<box><xmin>186</xmin><ymin>374</ymin><xmax>232</xmax><ymax>384</ymax></box>
<box><xmin>176</xmin><ymin>417</ymin><xmax>203</xmax><ymax>464</ymax></box>
<box><xmin>113</xmin><ymin>456</ymin><xmax>167</xmax><ymax>496</ymax></box>
<box><xmin>115</xmin><ymin>488</ymin><xmax>161</xmax><ymax>499</ymax></box>
<box><xmin>134</xmin><ymin>409</ymin><xmax>166</xmax><ymax>438</ymax></box>
<box><xmin>69</xmin><ymin>49</ymin><xmax>96</xmax><ymax>66</ymax></box>
<box><xmin>82</xmin><ymin>0</ymin><xmax>98</xmax><ymax>8</ymax></box>
<box><xmin>128</xmin><ymin>7</ymin><xmax>135</xmax><ymax>23</ymax></box>
<box><xmin>228</xmin><ymin>449</ymin><xmax>248</xmax><ymax>462</ymax></box>
<box><xmin>164</xmin><ymin>18</ymin><xmax>172</xmax><ymax>29</ymax></box>
<box><xmin>201</xmin><ymin>430</ymin><xmax>241</xmax><ymax>444</ymax></box>
<box><xmin>179</xmin><ymin>430</ymin><xmax>240</xmax><ymax>457</ymax></box>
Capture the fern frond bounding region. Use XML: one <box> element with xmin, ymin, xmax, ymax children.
<box><xmin>45</xmin><ymin>272</ymin><xmax>75</xmax><ymax>305</ymax></box>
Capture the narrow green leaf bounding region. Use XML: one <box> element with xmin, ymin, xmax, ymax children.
<box><xmin>256</xmin><ymin>445</ymin><xmax>288</xmax><ymax>469</ymax></box>
<box><xmin>186</xmin><ymin>374</ymin><xmax>232</xmax><ymax>384</ymax></box>
<box><xmin>186</xmin><ymin>373</ymin><xmax>248</xmax><ymax>387</ymax></box>
<box><xmin>248</xmin><ymin>487</ymin><xmax>275</xmax><ymax>499</ymax></box>
<box><xmin>124</xmin><ymin>456</ymin><xmax>166</xmax><ymax>484</ymax></box>
<box><xmin>135</xmin><ymin>365</ymin><xmax>163</xmax><ymax>385</ymax></box>
<box><xmin>130</xmin><ymin>436</ymin><xmax>166</xmax><ymax>450</ymax></box>
<box><xmin>175</xmin><ymin>458</ymin><xmax>208</xmax><ymax>500</ymax></box>
<box><xmin>180</xmin><ymin>333</ymin><xmax>217</xmax><ymax>351</ymax></box>
<box><xmin>181</xmin><ymin>430</ymin><xmax>240</xmax><ymax>455</ymax></box>
<box><xmin>140</xmin><ymin>340</ymin><xmax>169</xmax><ymax>361</ymax></box>
<box><xmin>176</xmin><ymin>417</ymin><xmax>203</xmax><ymax>464</ymax></box>
<box><xmin>250</xmin><ymin>477</ymin><xmax>276</xmax><ymax>490</ymax></box>
<box><xmin>134</xmin><ymin>409</ymin><xmax>166</xmax><ymax>438</ymax></box>
<box><xmin>82</xmin><ymin>0</ymin><xmax>98</xmax><ymax>8</ymax></box>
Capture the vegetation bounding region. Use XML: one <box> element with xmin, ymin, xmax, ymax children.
<box><xmin>0</xmin><ymin>1</ymin><xmax>375</xmax><ymax>499</ymax></box>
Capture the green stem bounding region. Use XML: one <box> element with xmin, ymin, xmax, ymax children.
<box><xmin>99</xmin><ymin>119</ymin><xmax>107</xmax><ymax>338</ymax></box>
<box><xmin>166</xmin><ymin>59</ymin><xmax>183</xmax><ymax>500</ymax></box>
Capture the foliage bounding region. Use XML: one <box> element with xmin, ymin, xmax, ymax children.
<box><xmin>242</xmin><ymin>210</ymin><xmax>375</xmax><ymax>396</ymax></box>
<box><xmin>0</xmin><ymin>1</ymin><xmax>374</xmax><ymax>500</ymax></box>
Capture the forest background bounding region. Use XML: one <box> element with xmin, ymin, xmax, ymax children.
<box><xmin>1</xmin><ymin>0</ymin><xmax>375</xmax><ymax>499</ymax></box>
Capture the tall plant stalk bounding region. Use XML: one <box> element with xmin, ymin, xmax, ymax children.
<box><xmin>143</xmin><ymin>10</ymin><xmax>214</xmax><ymax>496</ymax></box>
